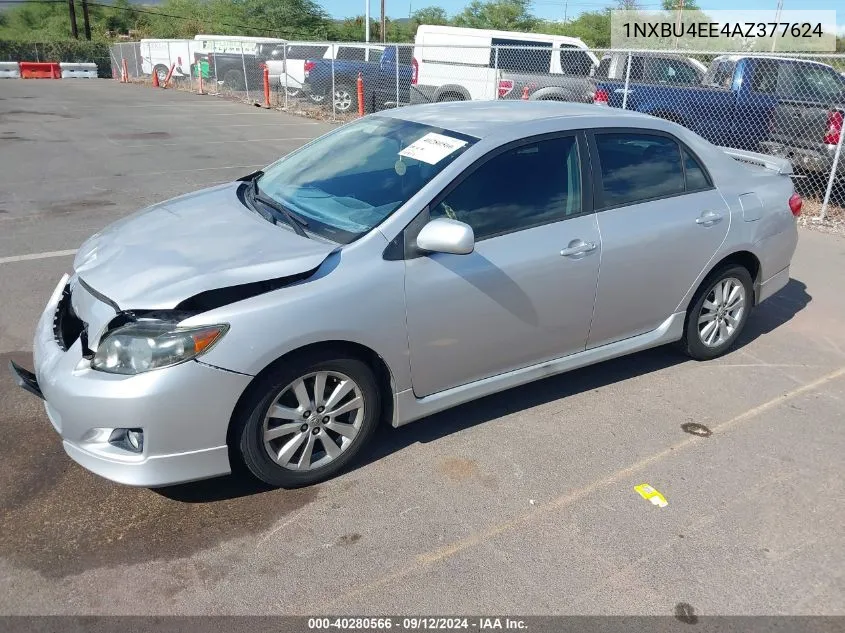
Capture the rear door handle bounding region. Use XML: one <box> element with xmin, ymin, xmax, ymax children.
<box><xmin>695</xmin><ymin>211</ymin><xmax>723</xmax><ymax>226</ymax></box>
<box><xmin>560</xmin><ymin>240</ymin><xmax>598</xmax><ymax>257</ymax></box>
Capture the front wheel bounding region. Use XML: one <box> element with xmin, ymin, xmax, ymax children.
<box><xmin>234</xmin><ymin>352</ymin><xmax>381</xmax><ymax>488</ymax></box>
<box><xmin>680</xmin><ymin>265</ymin><xmax>753</xmax><ymax>360</ymax></box>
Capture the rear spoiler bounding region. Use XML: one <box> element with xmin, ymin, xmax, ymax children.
<box><xmin>718</xmin><ymin>147</ymin><xmax>793</xmax><ymax>176</ymax></box>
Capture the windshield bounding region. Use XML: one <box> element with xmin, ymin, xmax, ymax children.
<box><xmin>257</xmin><ymin>117</ymin><xmax>477</xmax><ymax>243</ymax></box>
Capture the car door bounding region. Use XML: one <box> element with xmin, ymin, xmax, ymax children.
<box><xmin>403</xmin><ymin>133</ymin><xmax>601</xmax><ymax>398</ymax></box>
<box><xmin>585</xmin><ymin>130</ymin><xmax>730</xmax><ymax>349</ymax></box>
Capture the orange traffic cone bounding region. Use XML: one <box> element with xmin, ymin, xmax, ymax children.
<box><xmin>152</xmin><ymin>69</ymin><xmax>160</xmax><ymax>88</ymax></box>
<box><xmin>521</xmin><ymin>85</ymin><xmax>530</xmax><ymax>100</ymax></box>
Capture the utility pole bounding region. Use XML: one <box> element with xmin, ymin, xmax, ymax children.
<box><xmin>563</xmin><ymin>0</ymin><xmax>568</xmax><ymax>23</ymax></box>
<box><xmin>673</xmin><ymin>0</ymin><xmax>685</xmax><ymax>49</ymax></box>
<box><xmin>772</xmin><ymin>0</ymin><xmax>784</xmax><ymax>52</ymax></box>
<box><xmin>365</xmin><ymin>0</ymin><xmax>370</xmax><ymax>42</ymax></box>
<box><xmin>81</xmin><ymin>0</ymin><xmax>91</xmax><ymax>40</ymax></box>
<box><xmin>67</xmin><ymin>0</ymin><xmax>78</xmax><ymax>39</ymax></box>
<box><xmin>380</xmin><ymin>0</ymin><xmax>386</xmax><ymax>43</ymax></box>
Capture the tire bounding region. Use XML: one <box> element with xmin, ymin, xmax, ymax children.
<box><xmin>333</xmin><ymin>83</ymin><xmax>357</xmax><ymax>114</ymax></box>
<box><xmin>437</xmin><ymin>93</ymin><xmax>464</xmax><ymax>102</ymax></box>
<box><xmin>222</xmin><ymin>69</ymin><xmax>244</xmax><ymax>91</ymax></box>
<box><xmin>153</xmin><ymin>65</ymin><xmax>168</xmax><ymax>84</ymax></box>
<box><xmin>234</xmin><ymin>351</ymin><xmax>381</xmax><ymax>488</ymax></box>
<box><xmin>680</xmin><ymin>264</ymin><xmax>754</xmax><ymax>361</ymax></box>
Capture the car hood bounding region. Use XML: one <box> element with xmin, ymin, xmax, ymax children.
<box><xmin>73</xmin><ymin>182</ymin><xmax>336</xmax><ymax>310</ymax></box>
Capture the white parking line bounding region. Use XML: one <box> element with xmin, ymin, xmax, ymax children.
<box><xmin>123</xmin><ymin>137</ymin><xmax>315</xmax><ymax>148</ymax></box>
<box><xmin>0</xmin><ymin>249</ymin><xmax>77</xmax><ymax>265</ymax></box>
<box><xmin>0</xmin><ymin>163</ymin><xmax>267</xmax><ymax>189</ymax></box>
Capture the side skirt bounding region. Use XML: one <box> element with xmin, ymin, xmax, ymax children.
<box><xmin>391</xmin><ymin>312</ymin><xmax>686</xmax><ymax>428</ymax></box>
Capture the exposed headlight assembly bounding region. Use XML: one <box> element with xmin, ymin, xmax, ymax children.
<box><xmin>91</xmin><ymin>321</ymin><xmax>228</xmax><ymax>375</ymax></box>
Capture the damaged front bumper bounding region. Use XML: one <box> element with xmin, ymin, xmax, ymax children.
<box><xmin>10</xmin><ymin>274</ymin><xmax>253</xmax><ymax>487</ymax></box>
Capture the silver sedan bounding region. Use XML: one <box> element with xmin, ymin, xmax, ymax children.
<box><xmin>10</xmin><ymin>101</ymin><xmax>800</xmax><ymax>488</ymax></box>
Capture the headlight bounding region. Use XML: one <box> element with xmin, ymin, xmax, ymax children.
<box><xmin>91</xmin><ymin>321</ymin><xmax>228</xmax><ymax>375</ymax></box>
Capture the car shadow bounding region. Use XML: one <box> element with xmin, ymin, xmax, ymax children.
<box><xmin>156</xmin><ymin>278</ymin><xmax>810</xmax><ymax>503</ymax></box>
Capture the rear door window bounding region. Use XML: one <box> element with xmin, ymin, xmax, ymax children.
<box><xmin>594</xmin><ymin>133</ymin><xmax>685</xmax><ymax>208</ymax></box>
<box><xmin>490</xmin><ymin>38</ymin><xmax>552</xmax><ymax>73</ymax></box>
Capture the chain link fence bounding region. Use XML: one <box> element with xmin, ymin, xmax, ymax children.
<box><xmin>110</xmin><ymin>39</ymin><xmax>845</xmax><ymax>222</ymax></box>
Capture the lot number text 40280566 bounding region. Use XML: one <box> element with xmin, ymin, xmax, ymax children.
<box><xmin>307</xmin><ymin>617</ymin><xmax>528</xmax><ymax>630</ymax></box>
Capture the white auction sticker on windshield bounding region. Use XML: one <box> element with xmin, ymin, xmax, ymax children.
<box><xmin>399</xmin><ymin>133</ymin><xmax>467</xmax><ymax>165</ymax></box>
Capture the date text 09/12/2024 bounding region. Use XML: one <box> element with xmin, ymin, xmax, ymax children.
<box><xmin>307</xmin><ymin>617</ymin><xmax>528</xmax><ymax>630</ymax></box>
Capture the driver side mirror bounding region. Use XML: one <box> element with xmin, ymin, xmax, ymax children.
<box><xmin>416</xmin><ymin>218</ymin><xmax>474</xmax><ymax>255</ymax></box>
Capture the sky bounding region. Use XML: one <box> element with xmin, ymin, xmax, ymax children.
<box><xmin>321</xmin><ymin>0</ymin><xmax>842</xmax><ymax>29</ymax></box>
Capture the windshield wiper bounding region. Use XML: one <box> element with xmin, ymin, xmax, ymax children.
<box><xmin>247</xmin><ymin>177</ymin><xmax>310</xmax><ymax>239</ymax></box>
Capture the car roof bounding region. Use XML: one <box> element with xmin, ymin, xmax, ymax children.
<box><xmin>379</xmin><ymin>100</ymin><xmax>651</xmax><ymax>139</ymax></box>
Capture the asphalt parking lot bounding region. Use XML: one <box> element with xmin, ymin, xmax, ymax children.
<box><xmin>1</xmin><ymin>80</ymin><xmax>844</xmax><ymax>616</ymax></box>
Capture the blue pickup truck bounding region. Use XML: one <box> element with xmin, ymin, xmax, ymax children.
<box><xmin>302</xmin><ymin>46</ymin><xmax>414</xmax><ymax>114</ymax></box>
<box><xmin>594</xmin><ymin>55</ymin><xmax>845</xmax><ymax>170</ymax></box>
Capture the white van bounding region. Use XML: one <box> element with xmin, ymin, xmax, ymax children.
<box><xmin>139</xmin><ymin>39</ymin><xmax>195</xmax><ymax>83</ymax></box>
<box><xmin>411</xmin><ymin>25</ymin><xmax>599</xmax><ymax>103</ymax></box>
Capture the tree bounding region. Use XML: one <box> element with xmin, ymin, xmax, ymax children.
<box><xmin>615</xmin><ymin>0</ymin><xmax>642</xmax><ymax>10</ymax></box>
<box><xmin>661</xmin><ymin>0</ymin><xmax>700</xmax><ymax>10</ymax></box>
<box><xmin>452</xmin><ymin>0</ymin><xmax>537</xmax><ymax>32</ymax></box>
<box><xmin>411</xmin><ymin>7</ymin><xmax>449</xmax><ymax>26</ymax></box>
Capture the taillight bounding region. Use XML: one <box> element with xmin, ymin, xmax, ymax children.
<box><xmin>304</xmin><ymin>60</ymin><xmax>315</xmax><ymax>76</ymax></box>
<box><xmin>789</xmin><ymin>192</ymin><xmax>803</xmax><ymax>217</ymax></box>
<box><xmin>823</xmin><ymin>110</ymin><xmax>843</xmax><ymax>145</ymax></box>
<box><xmin>498</xmin><ymin>79</ymin><xmax>514</xmax><ymax>98</ymax></box>
<box><xmin>594</xmin><ymin>88</ymin><xmax>609</xmax><ymax>106</ymax></box>
<box><xmin>411</xmin><ymin>57</ymin><xmax>418</xmax><ymax>85</ymax></box>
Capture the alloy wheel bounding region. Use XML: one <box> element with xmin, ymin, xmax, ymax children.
<box><xmin>334</xmin><ymin>89</ymin><xmax>353</xmax><ymax>112</ymax></box>
<box><xmin>262</xmin><ymin>371</ymin><xmax>364</xmax><ymax>471</ymax></box>
<box><xmin>697</xmin><ymin>277</ymin><xmax>746</xmax><ymax>348</ymax></box>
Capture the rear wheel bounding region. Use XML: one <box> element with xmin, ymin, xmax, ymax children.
<box><xmin>234</xmin><ymin>352</ymin><xmax>381</xmax><ymax>488</ymax></box>
<box><xmin>680</xmin><ymin>265</ymin><xmax>753</xmax><ymax>360</ymax></box>
<box><xmin>333</xmin><ymin>83</ymin><xmax>357</xmax><ymax>113</ymax></box>
<box><xmin>437</xmin><ymin>92</ymin><xmax>464</xmax><ymax>102</ymax></box>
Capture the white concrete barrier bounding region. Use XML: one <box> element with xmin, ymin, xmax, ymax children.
<box><xmin>0</xmin><ymin>62</ymin><xmax>21</xmax><ymax>79</ymax></box>
<box><xmin>60</xmin><ymin>62</ymin><xmax>98</xmax><ymax>79</ymax></box>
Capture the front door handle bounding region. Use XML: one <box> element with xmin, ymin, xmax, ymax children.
<box><xmin>695</xmin><ymin>211</ymin><xmax>723</xmax><ymax>226</ymax></box>
<box><xmin>560</xmin><ymin>240</ymin><xmax>598</xmax><ymax>257</ymax></box>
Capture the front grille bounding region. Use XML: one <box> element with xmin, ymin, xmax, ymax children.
<box><xmin>52</xmin><ymin>284</ymin><xmax>84</xmax><ymax>352</ymax></box>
